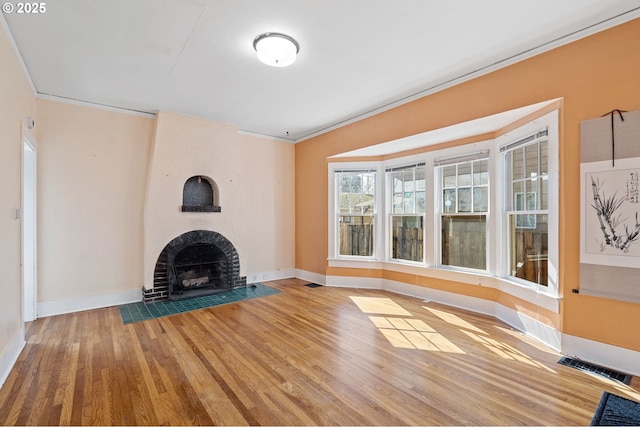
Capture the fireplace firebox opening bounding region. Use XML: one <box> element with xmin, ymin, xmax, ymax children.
<box><xmin>145</xmin><ymin>230</ymin><xmax>246</xmax><ymax>302</ymax></box>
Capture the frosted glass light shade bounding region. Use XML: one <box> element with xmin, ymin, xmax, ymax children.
<box><xmin>253</xmin><ymin>33</ymin><xmax>299</xmax><ymax>67</ymax></box>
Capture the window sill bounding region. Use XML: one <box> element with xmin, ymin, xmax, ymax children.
<box><xmin>328</xmin><ymin>258</ymin><xmax>383</xmax><ymax>269</ymax></box>
<box><xmin>494</xmin><ymin>277</ymin><xmax>560</xmax><ymax>312</ymax></box>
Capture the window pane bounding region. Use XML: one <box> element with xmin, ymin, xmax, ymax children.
<box><xmin>528</xmin><ymin>179</ymin><xmax>539</xmax><ymax>210</ymax></box>
<box><xmin>441</xmin><ymin>215</ymin><xmax>486</xmax><ymax>270</ymax></box>
<box><xmin>473</xmin><ymin>187</ymin><xmax>488</xmax><ymax>212</ymax></box>
<box><xmin>339</xmin><ymin>216</ymin><xmax>374</xmax><ymax>256</ymax></box>
<box><xmin>338</xmin><ymin>172</ymin><xmax>376</xmax><ymax>215</ymax></box>
<box><xmin>416</xmin><ymin>191</ymin><xmax>426</xmax><ymax>213</ymax></box>
<box><xmin>403</xmin><ymin>170</ymin><xmax>415</xmax><ymax>192</ymax></box>
<box><xmin>540</xmin><ymin>140</ymin><xmax>548</xmax><ymax>175</ymax></box>
<box><xmin>525</xmin><ymin>143</ymin><xmax>538</xmax><ymax>178</ymax></box>
<box><xmin>404</xmin><ymin>192</ymin><xmax>414</xmax><ymax>213</ymax></box>
<box><xmin>458</xmin><ymin>188</ymin><xmax>471</xmax><ymax>212</ymax></box>
<box><xmin>512</xmin><ymin>181</ymin><xmax>524</xmax><ymax>210</ymax></box>
<box><xmin>363</xmin><ymin>173</ymin><xmax>375</xmax><ymax>199</ymax></box>
<box><xmin>473</xmin><ymin>160</ymin><xmax>488</xmax><ymax>185</ymax></box>
<box><xmin>393</xmin><ymin>174</ymin><xmax>403</xmax><ymax>192</ymax></box>
<box><xmin>392</xmin><ymin>216</ymin><xmax>424</xmax><ymax>262</ymax></box>
<box><xmin>415</xmin><ymin>168</ymin><xmax>426</xmax><ymax>191</ymax></box>
<box><xmin>389</xmin><ymin>166</ymin><xmax>425</xmax><ymax>215</ymax></box>
<box><xmin>339</xmin><ymin>174</ymin><xmax>359</xmax><ymax>194</ymax></box>
<box><xmin>443</xmin><ymin>166</ymin><xmax>456</xmax><ymax>187</ymax></box>
<box><xmin>439</xmin><ymin>158</ymin><xmax>490</xmax><ymax>215</ymax></box>
<box><xmin>339</xmin><ymin>193</ymin><xmax>362</xmax><ymax>213</ymax></box>
<box><xmin>509</xmin><ymin>214</ymin><xmax>548</xmax><ymax>286</ymax></box>
<box><xmin>393</xmin><ymin>193</ymin><xmax>403</xmax><ymax>213</ymax></box>
<box><xmin>443</xmin><ymin>189</ymin><xmax>456</xmax><ymax>213</ymax></box>
<box><xmin>458</xmin><ymin>163</ymin><xmax>472</xmax><ymax>186</ymax></box>
<box><xmin>540</xmin><ymin>177</ymin><xmax>549</xmax><ymax>210</ymax></box>
<box><xmin>512</xmin><ymin>148</ymin><xmax>524</xmax><ymax>180</ymax></box>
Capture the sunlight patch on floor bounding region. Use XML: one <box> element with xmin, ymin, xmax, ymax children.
<box><xmin>423</xmin><ymin>306</ymin><xmax>486</xmax><ymax>334</ymax></box>
<box><xmin>368</xmin><ymin>315</ymin><xmax>465</xmax><ymax>353</ymax></box>
<box><xmin>349</xmin><ymin>296</ymin><xmax>412</xmax><ymax>316</ymax></box>
<box><xmin>493</xmin><ymin>325</ymin><xmax>559</xmax><ymax>354</ymax></box>
<box><xmin>460</xmin><ymin>330</ymin><xmax>554</xmax><ymax>371</ymax></box>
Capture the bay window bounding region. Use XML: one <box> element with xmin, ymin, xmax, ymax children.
<box><xmin>328</xmin><ymin>108</ymin><xmax>558</xmax><ymax>298</ymax></box>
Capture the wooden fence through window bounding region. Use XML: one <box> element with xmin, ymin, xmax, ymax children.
<box><xmin>339</xmin><ymin>224</ymin><xmax>424</xmax><ymax>260</ymax></box>
<box><xmin>392</xmin><ymin>226</ymin><xmax>423</xmax><ymax>261</ymax></box>
<box><xmin>339</xmin><ymin>223</ymin><xmax>374</xmax><ymax>256</ymax></box>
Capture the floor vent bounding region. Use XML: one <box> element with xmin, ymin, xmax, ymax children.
<box><xmin>558</xmin><ymin>356</ymin><xmax>632</xmax><ymax>385</ymax></box>
<box><xmin>304</xmin><ymin>283</ymin><xmax>323</xmax><ymax>288</ymax></box>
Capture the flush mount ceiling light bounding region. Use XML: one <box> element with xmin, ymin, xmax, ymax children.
<box><xmin>253</xmin><ymin>32</ymin><xmax>299</xmax><ymax>67</ymax></box>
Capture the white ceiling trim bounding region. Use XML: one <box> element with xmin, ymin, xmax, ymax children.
<box><xmin>37</xmin><ymin>93</ymin><xmax>157</xmax><ymax>118</ymax></box>
<box><xmin>330</xmin><ymin>99</ymin><xmax>559</xmax><ymax>158</ymax></box>
<box><xmin>0</xmin><ymin>12</ymin><xmax>35</xmax><ymax>96</ymax></box>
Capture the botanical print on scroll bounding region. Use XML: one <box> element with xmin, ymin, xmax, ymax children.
<box><xmin>586</xmin><ymin>166</ymin><xmax>640</xmax><ymax>258</ymax></box>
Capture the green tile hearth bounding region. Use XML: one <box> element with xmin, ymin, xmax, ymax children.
<box><xmin>118</xmin><ymin>283</ymin><xmax>280</xmax><ymax>324</ymax></box>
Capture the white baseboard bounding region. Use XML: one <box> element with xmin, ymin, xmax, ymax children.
<box><xmin>294</xmin><ymin>269</ymin><xmax>327</xmax><ymax>286</ymax></box>
<box><xmin>562</xmin><ymin>333</ymin><xmax>640</xmax><ymax>377</ymax></box>
<box><xmin>38</xmin><ymin>289</ymin><xmax>142</xmax><ymax>318</ymax></box>
<box><xmin>247</xmin><ymin>268</ymin><xmax>296</xmax><ymax>284</ymax></box>
<box><xmin>0</xmin><ymin>328</ymin><xmax>25</xmax><ymax>389</ymax></box>
<box><xmin>384</xmin><ymin>279</ymin><xmax>495</xmax><ymax>317</ymax></box>
<box><xmin>495</xmin><ymin>303</ymin><xmax>562</xmax><ymax>351</ymax></box>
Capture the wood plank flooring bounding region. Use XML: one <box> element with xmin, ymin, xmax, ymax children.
<box><xmin>0</xmin><ymin>278</ymin><xmax>638</xmax><ymax>425</ymax></box>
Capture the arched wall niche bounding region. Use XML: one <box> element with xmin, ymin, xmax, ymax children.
<box><xmin>181</xmin><ymin>175</ymin><xmax>221</xmax><ymax>212</ymax></box>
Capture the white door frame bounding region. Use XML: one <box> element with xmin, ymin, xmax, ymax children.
<box><xmin>22</xmin><ymin>125</ymin><xmax>37</xmax><ymax>322</ymax></box>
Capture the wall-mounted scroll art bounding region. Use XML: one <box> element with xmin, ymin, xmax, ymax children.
<box><xmin>580</xmin><ymin>109</ymin><xmax>640</xmax><ymax>303</ymax></box>
<box><xmin>581</xmin><ymin>158</ymin><xmax>640</xmax><ymax>265</ymax></box>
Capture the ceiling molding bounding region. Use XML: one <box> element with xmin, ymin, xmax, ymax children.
<box><xmin>0</xmin><ymin>12</ymin><xmax>36</xmax><ymax>96</ymax></box>
<box><xmin>37</xmin><ymin>93</ymin><xmax>157</xmax><ymax>118</ymax></box>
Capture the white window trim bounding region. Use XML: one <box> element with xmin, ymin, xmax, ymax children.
<box><xmin>385</xmin><ymin>158</ymin><xmax>427</xmax><ymax>264</ymax></box>
<box><xmin>434</xmin><ymin>149</ymin><xmax>491</xmax><ymax>272</ymax></box>
<box><xmin>496</xmin><ymin>110</ymin><xmax>559</xmax><ymax>298</ymax></box>
<box><xmin>328</xmin><ymin>162</ymin><xmax>384</xmax><ymax>263</ymax></box>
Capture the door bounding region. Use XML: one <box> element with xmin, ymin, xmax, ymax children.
<box><xmin>22</xmin><ymin>137</ymin><xmax>37</xmax><ymax>321</ymax></box>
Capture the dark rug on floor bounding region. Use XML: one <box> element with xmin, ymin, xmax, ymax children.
<box><xmin>591</xmin><ymin>391</ymin><xmax>640</xmax><ymax>426</ymax></box>
<box><xmin>118</xmin><ymin>283</ymin><xmax>280</xmax><ymax>324</ymax></box>
<box><xmin>304</xmin><ymin>283</ymin><xmax>323</xmax><ymax>288</ymax></box>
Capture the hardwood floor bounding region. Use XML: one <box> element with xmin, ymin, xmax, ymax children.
<box><xmin>0</xmin><ymin>278</ymin><xmax>638</xmax><ymax>425</ymax></box>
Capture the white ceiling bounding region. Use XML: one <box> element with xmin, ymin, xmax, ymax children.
<box><xmin>3</xmin><ymin>1</ymin><xmax>640</xmax><ymax>142</ymax></box>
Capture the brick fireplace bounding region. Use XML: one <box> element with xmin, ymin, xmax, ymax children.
<box><xmin>144</xmin><ymin>230</ymin><xmax>246</xmax><ymax>302</ymax></box>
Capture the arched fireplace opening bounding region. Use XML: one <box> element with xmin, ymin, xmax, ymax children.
<box><xmin>150</xmin><ymin>230</ymin><xmax>245</xmax><ymax>301</ymax></box>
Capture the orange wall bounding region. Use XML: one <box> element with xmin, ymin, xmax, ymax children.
<box><xmin>295</xmin><ymin>18</ymin><xmax>640</xmax><ymax>351</ymax></box>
